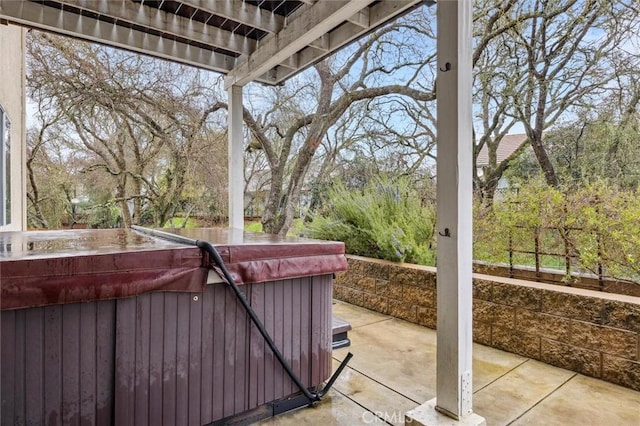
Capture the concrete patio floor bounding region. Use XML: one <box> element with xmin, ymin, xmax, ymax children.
<box><xmin>259</xmin><ymin>300</ymin><xmax>640</xmax><ymax>426</ymax></box>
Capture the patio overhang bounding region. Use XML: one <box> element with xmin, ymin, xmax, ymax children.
<box><xmin>0</xmin><ymin>0</ymin><xmax>430</xmax><ymax>87</ymax></box>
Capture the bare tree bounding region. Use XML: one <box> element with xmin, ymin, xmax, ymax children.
<box><xmin>26</xmin><ymin>96</ymin><xmax>62</xmax><ymax>228</ymax></box>
<box><xmin>508</xmin><ymin>0</ymin><xmax>637</xmax><ymax>187</ymax></box>
<box><xmin>27</xmin><ymin>32</ymin><xmax>228</xmax><ymax>227</ymax></box>
<box><xmin>470</xmin><ymin>0</ymin><xmax>639</xmax><ymax>200</ymax></box>
<box><xmin>472</xmin><ymin>24</ymin><xmax>523</xmax><ymax>203</ymax></box>
<box><xmin>243</xmin><ymin>14</ymin><xmax>438</xmax><ymax>235</ymax></box>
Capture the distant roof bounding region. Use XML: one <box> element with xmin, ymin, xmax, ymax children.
<box><xmin>476</xmin><ymin>133</ymin><xmax>528</xmax><ymax>166</ymax></box>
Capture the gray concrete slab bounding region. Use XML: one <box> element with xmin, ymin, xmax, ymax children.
<box><xmin>473</xmin><ymin>360</ymin><xmax>575</xmax><ymax>425</ymax></box>
<box><xmin>512</xmin><ymin>374</ymin><xmax>640</xmax><ymax>426</ymax></box>
<box><xmin>472</xmin><ymin>344</ymin><xmax>529</xmax><ymax>391</ymax></box>
<box><xmin>406</xmin><ymin>398</ymin><xmax>487</xmax><ymax>426</ymax></box>
<box><xmin>333</xmin><ymin>316</ymin><xmax>437</xmax><ymax>403</ymax></box>
<box><xmin>331</xmin><ymin>359</ymin><xmax>420</xmax><ymax>426</ymax></box>
<box><xmin>332</xmin><ymin>300</ymin><xmax>392</xmax><ymax>328</ymax></box>
<box><xmin>261</xmin><ymin>301</ymin><xmax>640</xmax><ymax>426</ymax></box>
<box><xmin>256</xmin><ymin>389</ymin><xmax>385</xmax><ymax>425</ymax></box>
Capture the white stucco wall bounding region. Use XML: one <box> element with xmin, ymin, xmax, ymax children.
<box><xmin>0</xmin><ymin>23</ymin><xmax>26</xmax><ymax>231</ymax></box>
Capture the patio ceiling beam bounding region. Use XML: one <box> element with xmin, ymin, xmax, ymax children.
<box><xmin>308</xmin><ymin>33</ymin><xmax>330</xmax><ymax>52</ymax></box>
<box><xmin>265</xmin><ymin>21</ymin><xmax>376</xmax><ymax>83</ymax></box>
<box><xmin>246</xmin><ymin>0</ymin><xmax>425</xmax><ymax>85</ymax></box>
<box><xmin>347</xmin><ymin>8</ymin><xmax>370</xmax><ymax>28</ymax></box>
<box><xmin>224</xmin><ymin>0</ymin><xmax>378</xmax><ymax>88</ymax></box>
<box><xmin>57</xmin><ymin>0</ymin><xmax>256</xmax><ymax>55</ymax></box>
<box><xmin>0</xmin><ymin>0</ymin><xmax>235</xmax><ymax>73</ymax></box>
<box><xmin>177</xmin><ymin>0</ymin><xmax>284</xmax><ymax>34</ymax></box>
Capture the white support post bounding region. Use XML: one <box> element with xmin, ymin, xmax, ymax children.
<box><xmin>434</xmin><ymin>0</ymin><xmax>474</xmax><ymax>417</ymax></box>
<box><xmin>405</xmin><ymin>1</ymin><xmax>484</xmax><ymax>424</ymax></box>
<box><xmin>227</xmin><ymin>85</ymin><xmax>244</xmax><ymax>230</ymax></box>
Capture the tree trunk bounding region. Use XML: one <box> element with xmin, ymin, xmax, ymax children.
<box><xmin>529</xmin><ymin>129</ymin><xmax>559</xmax><ymax>187</ymax></box>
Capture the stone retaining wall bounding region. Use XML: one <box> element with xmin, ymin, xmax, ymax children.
<box><xmin>334</xmin><ymin>255</ymin><xmax>640</xmax><ymax>391</ymax></box>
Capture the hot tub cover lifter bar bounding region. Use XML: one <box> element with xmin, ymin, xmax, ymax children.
<box><xmin>131</xmin><ymin>225</ymin><xmax>353</xmax><ymax>408</ymax></box>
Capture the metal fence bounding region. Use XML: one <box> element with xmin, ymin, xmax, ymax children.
<box><xmin>507</xmin><ymin>224</ymin><xmax>606</xmax><ymax>290</ymax></box>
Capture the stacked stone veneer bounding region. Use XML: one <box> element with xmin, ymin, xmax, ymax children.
<box><xmin>334</xmin><ymin>255</ymin><xmax>640</xmax><ymax>391</ymax></box>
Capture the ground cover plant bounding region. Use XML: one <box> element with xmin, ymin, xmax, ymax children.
<box><xmin>304</xmin><ymin>177</ymin><xmax>436</xmax><ymax>265</ymax></box>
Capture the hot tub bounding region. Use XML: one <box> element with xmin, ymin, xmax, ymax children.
<box><xmin>1</xmin><ymin>228</ymin><xmax>347</xmax><ymax>425</ymax></box>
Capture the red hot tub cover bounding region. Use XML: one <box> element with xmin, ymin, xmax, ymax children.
<box><xmin>0</xmin><ymin>229</ymin><xmax>207</xmax><ymax>310</ymax></box>
<box><xmin>1</xmin><ymin>228</ymin><xmax>347</xmax><ymax>310</ymax></box>
<box><xmin>161</xmin><ymin>227</ymin><xmax>348</xmax><ymax>285</ymax></box>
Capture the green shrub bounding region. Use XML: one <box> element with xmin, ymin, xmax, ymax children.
<box><xmin>163</xmin><ymin>217</ymin><xmax>199</xmax><ymax>228</ymax></box>
<box><xmin>474</xmin><ymin>178</ymin><xmax>640</xmax><ymax>284</ymax></box>
<box><xmin>244</xmin><ymin>221</ymin><xmax>263</xmax><ymax>233</ymax></box>
<box><xmin>304</xmin><ymin>177</ymin><xmax>436</xmax><ymax>265</ymax></box>
<box><xmin>286</xmin><ymin>219</ymin><xmax>305</xmax><ymax>237</ymax></box>
<box><xmin>474</xmin><ymin>178</ymin><xmax>566</xmax><ymax>267</ymax></box>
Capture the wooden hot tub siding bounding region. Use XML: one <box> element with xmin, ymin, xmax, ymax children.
<box><xmin>1</xmin><ymin>275</ymin><xmax>333</xmax><ymax>425</ymax></box>
<box><xmin>1</xmin><ymin>300</ymin><xmax>116</xmax><ymax>425</ymax></box>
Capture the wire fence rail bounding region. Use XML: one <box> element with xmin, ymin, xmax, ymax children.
<box><xmin>506</xmin><ymin>224</ymin><xmax>608</xmax><ymax>290</ymax></box>
<box><xmin>486</xmin><ymin>191</ymin><xmax>640</xmax><ymax>294</ymax></box>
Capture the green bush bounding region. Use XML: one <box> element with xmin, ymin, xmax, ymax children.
<box><xmin>244</xmin><ymin>221</ymin><xmax>263</xmax><ymax>233</ymax></box>
<box><xmin>87</xmin><ymin>204</ymin><xmax>120</xmax><ymax>229</ymax></box>
<box><xmin>474</xmin><ymin>178</ymin><xmax>566</xmax><ymax>267</ymax></box>
<box><xmin>304</xmin><ymin>177</ymin><xmax>436</xmax><ymax>265</ymax></box>
<box><xmin>474</xmin><ymin>179</ymin><xmax>640</xmax><ymax>283</ymax></box>
<box><xmin>245</xmin><ymin>219</ymin><xmax>305</xmax><ymax>236</ymax></box>
<box><xmin>163</xmin><ymin>217</ymin><xmax>199</xmax><ymax>228</ymax></box>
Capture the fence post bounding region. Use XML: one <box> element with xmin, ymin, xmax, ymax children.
<box><xmin>596</xmin><ymin>228</ymin><xmax>604</xmax><ymax>291</ymax></box>
<box><xmin>564</xmin><ymin>235</ymin><xmax>571</xmax><ymax>279</ymax></box>
<box><xmin>563</xmin><ymin>202</ymin><xmax>571</xmax><ymax>281</ymax></box>
<box><xmin>595</xmin><ymin>195</ymin><xmax>605</xmax><ymax>291</ymax></box>
<box><xmin>534</xmin><ymin>226</ymin><xmax>540</xmax><ymax>280</ymax></box>
<box><xmin>509</xmin><ymin>231</ymin><xmax>514</xmax><ymax>278</ymax></box>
